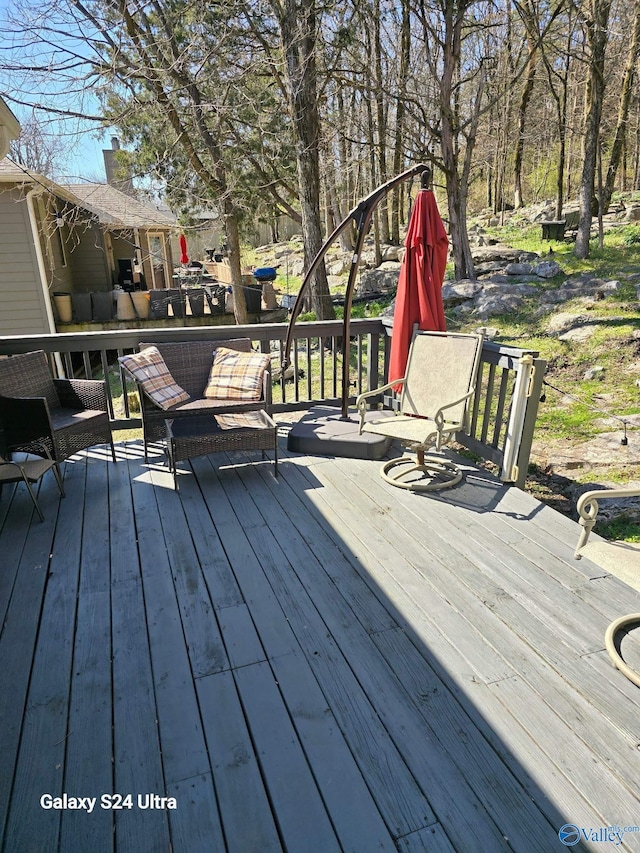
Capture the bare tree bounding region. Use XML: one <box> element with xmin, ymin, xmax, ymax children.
<box><xmin>8</xmin><ymin>114</ymin><xmax>78</xmax><ymax>179</ymax></box>
<box><xmin>575</xmin><ymin>0</ymin><xmax>612</xmax><ymax>258</ymax></box>
<box><xmin>601</xmin><ymin>0</ymin><xmax>640</xmax><ymax>212</ymax></box>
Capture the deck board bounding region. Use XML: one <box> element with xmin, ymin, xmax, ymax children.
<box><xmin>2</xmin><ymin>437</ymin><xmax>640</xmax><ymax>852</ymax></box>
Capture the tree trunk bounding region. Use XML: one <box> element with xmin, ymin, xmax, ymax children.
<box><xmin>224</xmin><ymin>202</ymin><xmax>248</xmax><ymax>325</ymax></box>
<box><xmin>575</xmin><ymin>0</ymin><xmax>612</xmax><ymax>259</ymax></box>
<box><xmin>390</xmin><ymin>0</ymin><xmax>411</xmax><ymax>244</ymax></box>
<box><xmin>513</xmin><ymin>37</ymin><xmax>538</xmax><ymax>209</ymax></box>
<box><xmin>439</xmin><ymin>0</ymin><xmax>475</xmax><ymax>280</ymax></box>
<box><xmin>601</xmin><ymin>0</ymin><xmax>640</xmax><ymax>213</ymax></box>
<box><xmin>274</xmin><ymin>0</ymin><xmax>334</xmax><ymax>319</ymax></box>
<box><xmin>372</xmin><ymin>0</ymin><xmax>390</xmax><ymax>244</ymax></box>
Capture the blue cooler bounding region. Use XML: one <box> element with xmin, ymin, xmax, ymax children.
<box><xmin>253</xmin><ymin>267</ymin><xmax>277</xmax><ymax>282</ymax></box>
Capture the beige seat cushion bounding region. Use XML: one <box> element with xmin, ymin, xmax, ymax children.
<box><xmin>119</xmin><ymin>347</ymin><xmax>190</xmax><ymax>410</ymax></box>
<box><xmin>204</xmin><ymin>346</ymin><xmax>269</xmax><ymax>401</ymax></box>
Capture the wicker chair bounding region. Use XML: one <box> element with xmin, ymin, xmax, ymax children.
<box><xmin>133</xmin><ymin>339</ymin><xmax>269</xmax><ymax>460</ymax></box>
<box><xmin>0</xmin><ymin>351</ymin><xmax>116</xmax><ymax>464</ymax></box>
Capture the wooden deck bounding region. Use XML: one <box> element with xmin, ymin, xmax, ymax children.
<box><xmin>1</xmin><ymin>430</ymin><xmax>640</xmax><ymax>852</ymax></box>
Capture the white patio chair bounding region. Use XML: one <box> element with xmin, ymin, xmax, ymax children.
<box><xmin>356</xmin><ymin>331</ymin><xmax>483</xmax><ymax>491</ymax></box>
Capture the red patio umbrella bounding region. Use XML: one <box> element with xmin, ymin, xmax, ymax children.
<box><xmin>179</xmin><ymin>233</ymin><xmax>189</xmax><ymax>265</ymax></box>
<box><xmin>388</xmin><ymin>187</ymin><xmax>448</xmax><ymax>389</ymax></box>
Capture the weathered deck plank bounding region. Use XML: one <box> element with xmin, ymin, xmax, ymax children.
<box><xmin>2</xmin><ymin>439</ymin><xmax>640</xmax><ymax>852</ymax></box>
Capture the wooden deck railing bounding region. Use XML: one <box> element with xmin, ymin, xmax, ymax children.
<box><xmin>0</xmin><ymin>320</ymin><xmax>544</xmax><ymax>487</ymax></box>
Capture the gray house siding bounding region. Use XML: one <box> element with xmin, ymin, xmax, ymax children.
<box><xmin>0</xmin><ymin>188</ymin><xmax>51</xmax><ymax>335</ymax></box>
<box><xmin>67</xmin><ymin>222</ymin><xmax>111</xmax><ymax>291</ymax></box>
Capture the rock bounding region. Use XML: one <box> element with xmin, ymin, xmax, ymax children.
<box><xmin>356</xmin><ymin>267</ymin><xmax>399</xmax><ymax>295</ymax></box>
<box><xmin>518</xmin><ymin>251</ymin><xmax>540</xmax><ymax>262</ymax></box>
<box><xmin>625</xmin><ymin>207</ymin><xmax>640</xmax><ymax>222</ymax></box>
<box><xmin>475</xmin><ymin>326</ymin><xmax>500</xmax><ymax>340</ymax></box>
<box><xmin>558</xmin><ymin>326</ymin><xmax>596</xmax><ymax>343</ymax></box>
<box><xmin>482</xmin><ymin>281</ymin><xmax>538</xmax><ymax>296</ymax></box>
<box><xmin>441</xmin><ymin>279</ymin><xmax>482</xmax><ymax>306</ymax></box>
<box><xmin>545</xmin><ymin>313</ymin><xmax>590</xmax><ymax>335</ymax></box>
<box><xmin>381</xmin><ymin>245</ymin><xmax>402</xmax><ymax>262</ymax></box>
<box><xmin>533</xmin><ymin>260</ymin><xmax>562</xmax><ymax>278</ymax></box>
<box><xmin>328</xmin><ymin>259</ymin><xmax>349</xmax><ymax>276</ymax></box>
<box><xmin>597</xmin><ymin>279</ymin><xmax>622</xmax><ymax>293</ymax></box>
<box><xmin>472</xmin><ymin>246</ymin><xmax>530</xmax><ymax>263</ymax></box>
<box><xmin>327</xmin><ymin>275</ymin><xmax>344</xmax><ymax>288</ymax></box>
<box><xmin>505</xmin><ymin>262</ymin><xmax>533</xmax><ymax>275</ymax></box>
<box><xmin>583</xmin><ymin>366</ymin><xmax>604</xmax><ymax>381</ymax></box>
<box><xmin>474</xmin><ymin>292</ymin><xmax>526</xmax><ymax>319</ymax></box>
<box><xmin>475</xmin><ymin>262</ymin><xmax>505</xmax><ymax>275</ymax></box>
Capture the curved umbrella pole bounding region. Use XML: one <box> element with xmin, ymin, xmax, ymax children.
<box><xmin>283</xmin><ymin>163</ymin><xmax>431</xmax><ymax>419</ymax></box>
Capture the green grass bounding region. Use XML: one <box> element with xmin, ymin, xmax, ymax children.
<box><xmin>595</xmin><ymin>514</ymin><xmax>640</xmax><ymax>542</ymax></box>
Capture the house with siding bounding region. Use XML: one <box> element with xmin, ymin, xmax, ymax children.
<box><xmin>0</xmin><ymin>150</ymin><xmax>176</xmax><ymax>334</ymax></box>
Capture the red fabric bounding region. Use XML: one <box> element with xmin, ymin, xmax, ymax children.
<box><xmin>179</xmin><ymin>234</ymin><xmax>189</xmax><ymax>265</ymax></box>
<box><xmin>388</xmin><ymin>189</ymin><xmax>448</xmax><ymax>389</ymax></box>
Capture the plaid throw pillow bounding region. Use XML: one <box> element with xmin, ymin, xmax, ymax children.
<box><xmin>204</xmin><ymin>346</ymin><xmax>269</xmax><ymax>401</ymax></box>
<box><xmin>119</xmin><ymin>347</ymin><xmax>190</xmax><ymax>411</ymax></box>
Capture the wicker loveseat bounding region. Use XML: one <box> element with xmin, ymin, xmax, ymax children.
<box><xmin>0</xmin><ymin>350</ymin><xmax>116</xmax><ymax>463</ymax></box>
<box><xmin>130</xmin><ymin>339</ymin><xmax>270</xmax><ymax>460</ymax></box>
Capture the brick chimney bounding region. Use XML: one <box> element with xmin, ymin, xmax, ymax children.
<box><xmin>103</xmin><ymin>136</ymin><xmax>134</xmax><ymax>194</ymax></box>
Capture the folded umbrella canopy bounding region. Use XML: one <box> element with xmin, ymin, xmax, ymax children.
<box><xmin>179</xmin><ymin>233</ymin><xmax>189</xmax><ymax>265</ymax></box>
<box><xmin>388</xmin><ymin>186</ymin><xmax>448</xmax><ymax>389</ymax></box>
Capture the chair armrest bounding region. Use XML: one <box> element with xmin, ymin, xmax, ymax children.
<box><xmin>433</xmin><ymin>387</ymin><xmax>476</xmax><ymax>428</ymax></box>
<box><xmin>54</xmin><ymin>378</ymin><xmax>108</xmax><ymax>411</ymax></box>
<box><xmin>575</xmin><ymin>486</ymin><xmax>640</xmax><ymax>558</ymax></box>
<box><xmin>0</xmin><ymin>394</ymin><xmax>54</xmax><ymax>450</ymax></box>
<box><xmin>356</xmin><ymin>378</ymin><xmax>406</xmax><ymax>433</ymax></box>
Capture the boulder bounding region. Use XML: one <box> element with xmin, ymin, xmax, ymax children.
<box><xmin>505</xmin><ymin>262</ymin><xmax>533</xmax><ymax>275</ymax></box>
<box><xmin>584</xmin><ymin>366</ymin><xmax>605</xmax><ymax>381</ymax></box>
<box><xmin>533</xmin><ymin>260</ymin><xmax>562</xmax><ymax>278</ymax></box>
<box><xmin>441</xmin><ymin>279</ymin><xmax>482</xmax><ymax>306</ymax></box>
<box><xmin>545</xmin><ymin>313</ymin><xmax>591</xmax><ymax>335</ymax></box>
<box><xmin>381</xmin><ymin>245</ymin><xmax>402</xmax><ymax>262</ymax></box>
<box><xmin>474</xmin><ymin>291</ymin><xmax>526</xmax><ymax>319</ymax></box>
<box><xmin>356</xmin><ymin>267</ymin><xmax>400</xmax><ymax>295</ymax></box>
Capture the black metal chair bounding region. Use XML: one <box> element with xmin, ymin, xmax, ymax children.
<box><xmin>0</xmin><ymin>451</ymin><xmax>65</xmax><ymax>521</ymax></box>
<box><xmin>0</xmin><ymin>351</ymin><xmax>116</xmax><ymax>464</ymax></box>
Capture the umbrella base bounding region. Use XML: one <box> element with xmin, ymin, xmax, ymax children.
<box><xmin>381</xmin><ymin>454</ymin><xmax>463</xmax><ymax>491</ymax></box>
<box><xmin>287</xmin><ymin>405</ymin><xmax>394</xmax><ymax>460</ymax></box>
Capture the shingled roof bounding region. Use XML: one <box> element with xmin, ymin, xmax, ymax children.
<box><xmin>0</xmin><ymin>158</ymin><xmax>176</xmax><ymax>229</ymax></box>
<box><xmin>61</xmin><ymin>182</ymin><xmax>176</xmax><ymax>229</ymax></box>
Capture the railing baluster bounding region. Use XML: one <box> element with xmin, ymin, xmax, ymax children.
<box><xmin>319</xmin><ymin>335</ymin><xmax>325</xmax><ymax>400</ymax></box>
<box><xmin>293</xmin><ymin>339</ymin><xmax>300</xmax><ymax>403</ymax></box>
<box><xmin>491</xmin><ymin>369</ymin><xmax>511</xmax><ymax>449</ymax></box>
<box><xmin>100</xmin><ymin>349</ymin><xmax>115</xmax><ymax>420</ymax></box>
<box><xmin>480</xmin><ymin>363</ymin><xmax>496</xmax><ymax>444</ymax></box>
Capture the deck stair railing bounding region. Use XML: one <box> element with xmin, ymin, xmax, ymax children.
<box><xmin>0</xmin><ymin>321</ymin><xmax>544</xmax><ymax>486</ymax></box>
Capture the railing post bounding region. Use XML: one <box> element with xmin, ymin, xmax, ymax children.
<box><xmin>513</xmin><ymin>357</ymin><xmax>546</xmax><ymax>489</ymax></box>
<box><xmin>501</xmin><ymin>354</ymin><xmax>546</xmax><ymax>487</ymax></box>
